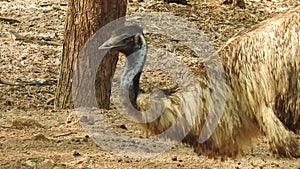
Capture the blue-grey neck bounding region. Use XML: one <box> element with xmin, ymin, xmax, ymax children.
<box><xmin>121</xmin><ymin>35</ymin><xmax>147</xmax><ymax>108</ymax></box>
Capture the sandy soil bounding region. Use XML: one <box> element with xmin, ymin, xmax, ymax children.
<box><xmin>0</xmin><ymin>0</ymin><xmax>300</xmax><ymax>168</ymax></box>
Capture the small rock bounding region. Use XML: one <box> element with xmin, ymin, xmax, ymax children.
<box><xmin>72</xmin><ymin>150</ymin><xmax>81</xmax><ymax>157</ymax></box>
<box><xmin>236</xmin><ymin>0</ymin><xmax>246</xmax><ymax>9</ymax></box>
<box><xmin>83</xmin><ymin>135</ymin><xmax>89</xmax><ymax>142</ymax></box>
<box><xmin>171</xmin><ymin>156</ymin><xmax>177</xmax><ymax>161</ymax></box>
<box><xmin>119</xmin><ymin>124</ymin><xmax>127</xmax><ymax>130</ymax></box>
<box><xmin>66</xmin><ymin>111</ymin><xmax>78</xmax><ymax>124</ymax></box>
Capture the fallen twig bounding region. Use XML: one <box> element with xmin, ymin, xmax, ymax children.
<box><xmin>53</xmin><ymin>132</ymin><xmax>74</xmax><ymax>138</ymax></box>
<box><xmin>39</xmin><ymin>3</ymin><xmax>54</xmax><ymax>7</ymax></box>
<box><xmin>0</xmin><ymin>78</ymin><xmax>23</xmax><ymax>86</ymax></box>
<box><xmin>0</xmin><ymin>17</ymin><xmax>20</xmax><ymax>24</ymax></box>
<box><xmin>0</xmin><ymin>78</ymin><xmax>56</xmax><ymax>86</ymax></box>
<box><xmin>46</xmin><ymin>97</ymin><xmax>55</xmax><ymax>105</ymax></box>
<box><xmin>9</xmin><ymin>31</ymin><xmax>62</xmax><ymax>46</ymax></box>
<box><xmin>0</xmin><ymin>125</ymin><xmax>11</xmax><ymax>129</ymax></box>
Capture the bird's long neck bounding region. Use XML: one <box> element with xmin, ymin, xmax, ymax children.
<box><xmin>121</xmin><ymin>36</ymin><xmax>147</xmax><ymax>108</ymax></box>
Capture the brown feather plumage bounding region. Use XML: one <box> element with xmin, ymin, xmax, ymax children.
<box><xmin>136</xmin><ymin>6</ymin><xmax>300</xmax><ymax>158</ymax></box>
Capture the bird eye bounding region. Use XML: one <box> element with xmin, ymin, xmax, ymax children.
<box><xmin>134</xmin><ymin>35</ymin><xmax>143</xmax><ymax>47</ymax></box>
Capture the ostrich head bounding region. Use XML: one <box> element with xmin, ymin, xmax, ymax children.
<box><xmin>99</xmin><ymin>25</ymin><xmax>147</xmax><ymax>109</ymax></box>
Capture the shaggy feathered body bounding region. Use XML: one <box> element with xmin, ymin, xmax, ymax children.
<box><xmin>99</xmin><ymin>6</ymin><xmax>300</xmax><ymax>158</ymax></box>
<box><xmin>137</xmin><ymin>6</ymin><xmax>300</xmax><ymax>157</ymax></box>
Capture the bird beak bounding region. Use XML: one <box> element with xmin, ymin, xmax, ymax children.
<box><xmin>98</xmin><ymin>35</ymin><xmax>127</xmax><ymax>50</ymax></box>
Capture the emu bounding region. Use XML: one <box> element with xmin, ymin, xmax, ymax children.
<box><xmin>98</xmin><ymin>6</ymin><xmax>300</xmax><ymax>158</ymax></box>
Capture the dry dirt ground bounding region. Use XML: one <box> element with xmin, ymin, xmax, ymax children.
<box><xmin>1</xmin><ymin>0</ymin><xmax>300</xmax><ymax>168</ymax></box>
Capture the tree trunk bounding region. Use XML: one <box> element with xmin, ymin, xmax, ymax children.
<box><xmin>55</xmin><ymin>0</ymin><xmax>127</xmax><ymax>109</ymax></box>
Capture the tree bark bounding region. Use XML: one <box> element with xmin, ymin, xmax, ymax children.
<box><xmin>55</xmin><ymin>0</ymin><xmax>127</xmax><ymax>109</ymax></box>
